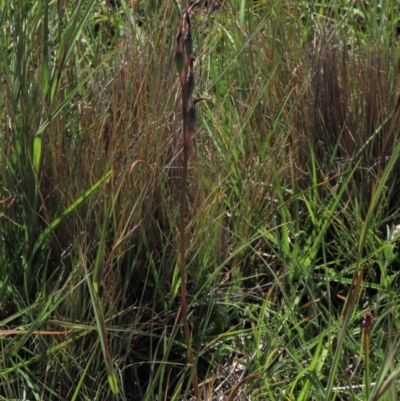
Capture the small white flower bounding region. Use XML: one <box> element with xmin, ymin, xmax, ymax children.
<box><xmin>390</xmin><ymin>224</ymin><xmax>400</xmax><ymax>240</ymax></box>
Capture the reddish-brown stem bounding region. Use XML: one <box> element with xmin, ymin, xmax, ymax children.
<box><xmin>362</xmin><ymin>311</ymin><xmax>373</xmax><ymax>399</ymax></box>
<box><xmin>177</xmin><ymin>4</ymin><xmax>199</xmax><ymax>397</ymax></box>
<box><xmin>179</xmin><ymin>144</ymin><xmax>199</xmax><ymax>398</ymax></box>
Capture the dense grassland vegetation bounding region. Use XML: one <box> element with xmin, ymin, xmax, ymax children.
<box><xmin>2</xmin><ymin>0</ymin><xmax>400</xmax><ymax>399</ymax></box>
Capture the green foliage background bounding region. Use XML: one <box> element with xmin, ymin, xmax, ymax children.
<box><xmin>1</xmin><ymin>0</ymin><xmax>400</xmax><ymax>399</ymax></box>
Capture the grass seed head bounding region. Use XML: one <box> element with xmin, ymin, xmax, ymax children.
<box><xmin>175</xmin><ymin>50</ymin><xmax>184</xmax><ymax>75</ymax></box>
<box><xmin>187</xmin><ymin>73</ymin><xmax>194</xmax><ymax>99</ymax></box>
<box><xmin>184</xmin><ymin>31</ymin><xmax>193</xmax><ymax>56</ymax></box>
<box><xmin>186</xmin><ymin>105</ymin><xmax>196</xmax><ymax>134</ymax></box>
<box><xmin>362</xmin><ymin>312</ymin><xmax>374</xmax><ymax>331</ymax></box>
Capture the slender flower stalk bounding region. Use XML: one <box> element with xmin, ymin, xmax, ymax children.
<box><xmin>362</xmin><ymin>311</ymin><xmax>373</xmax><ymax>400</ymax></box>
<box><xmin>173</xmin><ymin>2</ymin><xmax>203</xmax><ymax>398</ymax></box>
<box><xmin>173</xmin><ymin>3</ymin><xmax>209</xmax><ymax>397</ymax></box>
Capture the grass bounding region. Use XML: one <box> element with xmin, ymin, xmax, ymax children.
<box><xmin>1</xmin><ymin>0</ymin><xmax>400</xmax><ymax>399</ymax></box>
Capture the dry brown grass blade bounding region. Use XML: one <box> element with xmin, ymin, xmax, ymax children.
<box><xmin>380</xmin><ymin>91</ymin><xmax>400</xmax><ymax>167</ymax></box>
<box><xmin>225</xmin><ymin>372</ymin><xmax>262</xmax><ymax>401</ymax></box>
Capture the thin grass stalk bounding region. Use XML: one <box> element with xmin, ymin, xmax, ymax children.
<box><xmin>83</xmin><ymin>229</ymin><xmax>119</xmax><ymax>395</ymax></box>
<box><xmin>91</xmin><ymin>290</ymin><xmax>119</xmax><ymax>395</ymax></box>
<box><xmin>363</xmin><ymin>312</ymin><xmax>373</xmax><ymax>400</ymax></box>
<box><xmin>70</xmin><ymin>346</ymin><xmax>97</xmax><ymax>401</ymax></box>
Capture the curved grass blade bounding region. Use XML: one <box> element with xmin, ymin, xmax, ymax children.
<box><xmin>82</xmin><ymin>251</ymin><xmax>119</xmax><ymax>395</ymax></box>
<box><xmin>30</xmin><ymin>169</ymin><xmax>112</xmax><ymax>259</ymax></box>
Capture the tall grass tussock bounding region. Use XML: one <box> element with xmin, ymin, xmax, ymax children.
<box><xmin>1</xmin><ymin>0</ymin><xmax>400</xmax><ymax>400</ymax></box>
